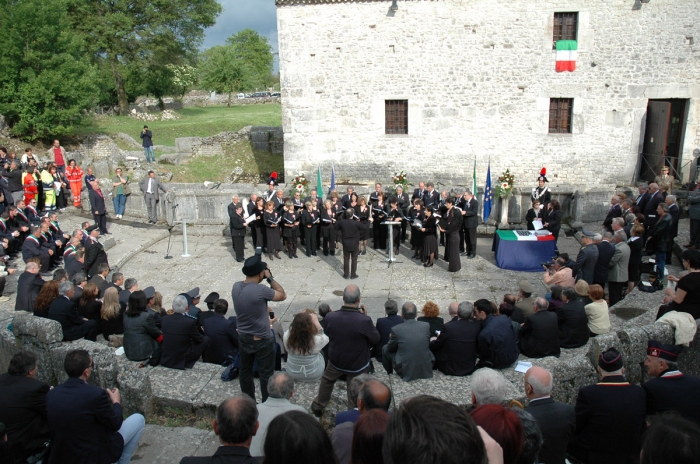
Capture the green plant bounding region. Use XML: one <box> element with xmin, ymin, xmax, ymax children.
<box><xmin>493</xmin><ymin>169</ymin><xmax>515</xmax><ymax>199</ymax></box>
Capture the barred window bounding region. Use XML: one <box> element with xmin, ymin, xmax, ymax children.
<box><xmin>549</xmin><ymin>98</ymin><xmax>573</xmax><ymax>134</ymax></box>
<box><xmin>385</xmin><ymin>100</ymin><xmax>408</xmax><ymax>134</ymax></box>
<box><xmin>553</xmin><ymin>12</ymin><xmax>578</xmax><ymax>48</ymax></box>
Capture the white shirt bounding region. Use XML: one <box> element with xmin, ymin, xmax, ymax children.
<box><xmin>147</xmin><ymin>178</ymin><xmax>153</xmax><ymax>194</ymax></box>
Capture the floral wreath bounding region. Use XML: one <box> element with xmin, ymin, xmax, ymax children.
<box><xmin>391</xmin><ymin>170</ymin><xmax>409</xmax><ymax>192</ymax></box>
<box><xmin>290</xmin><ymin>174</ymin><xmax>310</xmax><ymax>196</ymax></box>
<box><xmin>493</xmin><ymin>169</ymin><xmax>515</xmax><ymax>199</ymax></box>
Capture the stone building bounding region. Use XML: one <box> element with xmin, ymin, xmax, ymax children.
<box><xmin>275</xmin><ymin>0</ymin><xmax>700</xmax><ymax>193</ymax></box>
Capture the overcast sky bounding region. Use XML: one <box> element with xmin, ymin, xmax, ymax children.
<box><xmin>203</xmin><ymin>0</ymin><xmax>279</xmax><ymax>71</ymax></box>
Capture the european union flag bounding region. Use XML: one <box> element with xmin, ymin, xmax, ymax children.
<box><xmin>329</xmin><ymin>165</ymin><xmax>336</xmax><ymax>196</ymax></box>
<box><xmin>483</xmin><ymin>163</ymin><xmax>493</xmax><ymax>222</ymax></box>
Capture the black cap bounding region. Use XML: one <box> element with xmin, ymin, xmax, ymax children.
<box><xmin>242</xmin><ymin>255</ymin><xmax>267</xmax><ymax>276</ymax></box>
<box><xmin>86</xmin><ymin>224</ymin><xmax>98</xmax><ymax>233</ymax></box>
<box><xmin>204</xmin><ymin>292</ymin><xmax>220</xmax><ymax>304</ymax></box>
<box><xmin>647</xmin><ymin>340</ymin><xmax>682</xmax><ymax>361</ymax></box>
<box><xmin>598</xmin><ymin>348</ymin><xmax>624</xmax><ymax>372</ymax></box>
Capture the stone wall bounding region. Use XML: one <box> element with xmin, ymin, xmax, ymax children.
<box><xmin>276</xmin><ymin>0</ymin><xmax>700</xmax><ymax>187</ymax></box>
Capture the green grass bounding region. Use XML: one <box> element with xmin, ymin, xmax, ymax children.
<box><xmin>73</xmin><ymin>104</ymin><xmax>282</xmax><ymax>147</ymax></box>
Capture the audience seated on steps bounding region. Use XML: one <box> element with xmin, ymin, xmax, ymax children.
<box><xmin>382</xmin><ymin>301</ymin><xmax>434</xmax><ymax>382</ymax></box>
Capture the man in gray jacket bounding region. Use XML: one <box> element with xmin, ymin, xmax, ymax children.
<box><xmin>248</xmin><ymin>372</ymin><xmax>306</xmax><ymax>457</ymax></box>
<box><xmin>572</xmin><ymin>230</ymin><xmax>599</xmax><ymax>285</ymax></box>
<box><xmin>138</xmin><ymin>171</ymin><xmax>168</xmax><ymax>224</ymax></box>
<box><xmin>382</xmin><ymin>302</ymin><xmax>434</xmax><ymax>382</ymax></box>
<box><xmin>686</xmin><ymin>179</ymin><xmax>700</xmax><ymax>250</ymax></box>
<box><xmin>608</xmin><ymin>230</ymin><xmax>630</xmax><ymax>306</ymax></box>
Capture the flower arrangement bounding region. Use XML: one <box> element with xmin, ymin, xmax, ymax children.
<box><xmin>290</xmin><ymin>174</ymin><xmax>310</xmax><ymax>196</ymax></box>
<box><xmin>391</xmin><ymin>170</ymin><xmax>409</xmax><ymax>192</ymax></box>
<box><xmin>493</xmin><ymin>169</ymin><xmax>515</xmax><ymax>199</ymax></box>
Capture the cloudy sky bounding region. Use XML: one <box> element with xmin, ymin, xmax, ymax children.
<box><xmin>203</xmin><ymin>0</ymin><xmax>279</xmax><ymax>71</ymax></box>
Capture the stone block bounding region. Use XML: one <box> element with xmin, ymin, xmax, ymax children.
<box><xmin>12</xmin><ymin>313</ymin><xmax>63</xmax><ymax>345</ymax></box>
<box><xmin>587</xmin><ymin>332</ymin><xmax>622</xmax><ymax>368</ymax></box>
<box><xmin>117</xmin><ymin>356</ymin><xmax>155</xmax><ymax>417</ymax></box>
<box><xmin>678</xmin><ymin>320</ymin><xmax>700</xmax><ymax>377</ymax></box>
<box><xmin>150</xmin><ymin>364</ymin><xmax>218</xmax><ymax>414</ymax></box>
<box><xmin>0</xmin><ymin>328</ymin><xmax>19</xmax><ymax>374</ymax></box>
<box><xmin>617</xmin><ymin>326</ymin><xmax>652</xmax><ymax>385</ymax></box>
<box><xmin>175</xmin><ymin>137</ymin><xmax>203</xmax><ymax>155</ymax></box>
<box><xmin>158</xmin><ymin>154</ymin><xmax>182</xmax><ymax>165</ymax></box>
<box><xmin>0</xmin><ymin>308</ymin><xmax>16</xmax><ymax>325</ymax></box>
<box><xmin>49</xmin><ymin>339</ymin><xmax>118</xmax><ymax>388</ymax></box>
<box><xmin>93</xmin><ymin>160</ymin><xmax>111</xmax><ymax>178</ymax></box>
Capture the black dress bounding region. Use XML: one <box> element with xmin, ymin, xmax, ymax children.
<box><xmin>422</xmin><ymin>215</ymin><xmax>438</xmax><ymax>260</ymax></box>
<box><xmin>441</xmin><ymin>208</ymin><xmax>463</xmax><ymax>272</ymax></box>
<box><xmin>78</xmin><ymin>299</ymin><xmax>103</xmax><ymax>335</ymax></box>
<box><xmin>372</xmin><ymin>202</ymin><xmax>388</xmax><ymax>249</ymax></box>
<box><xmin>321</xmin><ymin>209</ymin><xmax>336</xmax><ymax>253</ymax></box>
<box><xmin>410</xmin><ymin>208</ymin><xmax>425</xmax><ymax>249</ymax></box>
<box><xmin>357</xmin><ymin>206</ymin><xmax>371</xmax><ymax>241</ymax></box>
<box><xmin>546</xmin><ymin>208</ymin><xmax>562</xmax><ymax>242</ymax></box>
<box><xmin>302</xmin><ymin>209</ymin><xmax>318</xmax><ymax>255</ymax></box>
<box><xmin>627</xmin><ymin>236</ymin><xmax>643</xmax><ymax>282</ymax></box>
<box><xmin>253</xmin><ymin>206</ymin><xmax>265</xmax><ymax>250</ymax></box>
<box><xmin>263</xmin><ymin>210</ymin><xmax>282</xmax><ymax>252</ymax></box>
<box><xmin>282</xmin><ymin>211</ymin><xmax>300</xmax><ymax>239</ymax></box>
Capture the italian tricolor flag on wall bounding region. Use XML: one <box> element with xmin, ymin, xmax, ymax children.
<box><xmin>555</xmin><ymin>40</ymin><xmax>577</xmax><ymax>72</ymax></box>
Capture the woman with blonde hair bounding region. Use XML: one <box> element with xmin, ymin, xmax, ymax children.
<box><xmin>284</xmin><ymin>311</ymin><xmax>329</xmax><ymax>381</ymax></box>
<box><xmin>101</xmin><ymin>287</ymin><xmax>125</xmax><ymax>341</ymax></box>
<box><xmin>356</xmin><ymin>196</ymin><xmax>372</xmax><ymax>255</ymax></box>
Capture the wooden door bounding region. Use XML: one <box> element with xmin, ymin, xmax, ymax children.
<box><xmin>640</xmin><ymin>101</ymin><xmax>672</xmax><ymax>182</ymax></box>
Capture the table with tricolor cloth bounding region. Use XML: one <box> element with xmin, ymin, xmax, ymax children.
<box><xmin>491</xmin><ymin>230</ymin><xmax>557</xmax><ymax>272</ymax></box>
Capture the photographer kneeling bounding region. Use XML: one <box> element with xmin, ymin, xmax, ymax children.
<box><xmin>543</xmin><ymin>256</ymin><xmax>575</xmax><ymax>299</ymax></box>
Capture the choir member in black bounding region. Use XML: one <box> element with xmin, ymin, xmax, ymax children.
<box><xmin>246</xmin><ymin>194</ymin><xmax>259</xmax><ymax>248</ymax></box>
<box><xmin>372</xmin><ymin>192</ymin><xmax>388</xmax><ymax>250</ymax></box>
<box><xmin>387</xmin><ymin>198</ymin><xmax>403</xmax><ymax>255</ymax></box>
<box><xmin>410</xmin><ymin>199</ymin><xmax>425</xmax><ymax>260</ymax></box>
<box><xmin>421</xmin><ymin>207</ymin><xmax>438</xmax><ymax>267</ymax></box>
<box><xmin>347</xmin><ymin>192</ymin><xmax>359</xmax><ymax>212</ymax></box>
<box><xmin>263</xmin><ymin>201</ymin><xmax>282</xmax><ymax>260</ymax></box>
<box><xmin>357</xmin><ymin>196</ymin><xmax>372</xmax><ymax>255</ymax></box>
<box><xmin>273</xmin><ymin>190</ymin><xmax>286</xmax><ymax>214</ymax></box>
<box><xmin>526</xmin><ymin>200</ymin><xmax>543</xmax><ymax>230</ymax></box>
<box><xmin>282</xmin><ymin>201</ymin><xmax>300</xmax><ymax>259</ymax></box>
<box><xmin>330</xmin><ymin>193</ymin><xmax>344</xmax><ymax>249</ymax></box>
<box><xmin>312</xmin><ymin>198</ymin><xmax>323</xmax><ymax>251</ymax></box>
<box><xmin>395</xmin><ymin>186</ymin><xmax>410</xmax><ymax>243</ymax></box>
<box><xmin>544</xmin><ymin>199</ymin><xmax>562</xmax><ymax>251</ymax></box>
<box><xmin>370</xmin><ymin>183</ymin><xmax>383</xmax><ymax>206</ymax></box>
<box><xmin>252</xmin><ymin>196</ymin><xmax>266</xmax><ymax>252</ymax></box>
<box><xmin>230</xmin><ymin>203</ymin><xmax>246</xmax><ymax>262</ymax></box>
<box><xmin>531</xmin><ymin>168</ymin><xmax>551</xmax><ymax>221</ymax></box>
<box><xmin>438</xmin><ymin>197</ymin><xmax>463</xmax><ymax>272</ymax></box>
<box><xmin>292</xmin><ymin>191</ymin><xmax>305</xmax><ymax>213</ymax></box>
<box><xmin>302</xmin><ymin>201</ymin><xmax>319</xmax><ymax>257</ymax></box>
<box><xmin>321</xmin><ymin>199</ymin><xmax>337</xmax><ymax>256</ymax></box>
<box><xmin>438</xmin><ymin>191</ymin><xmax>448</xmax><ymax>246</ymax></box>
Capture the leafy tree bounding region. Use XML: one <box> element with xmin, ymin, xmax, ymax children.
<box><xmin>66</xmin><ymin>0</ymin><xmax>222</xmax><ymax>114</ymax></box>
<box><xmin>200</xmin><ymin>46</ymin><xmax>251</xmax><ymax>107</ymax></box>
<box><xmin>227</xmin><ymin>29</ymin><xmax>274</xmax><ymax>90</ymax></box>
<box><xmin>167</xmin><ymin>64</ymin><xmax>198</xmax><ymax>101</ymax></box>
<box><xmin>0</xmin><ymin>0</ymin><xmax>99</xmax><ymax>140</ymax></box>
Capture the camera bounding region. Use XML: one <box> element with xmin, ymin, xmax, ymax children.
<box><xmin>268</xmin><ymin>311</ymin><xmax>275</xmax><ymax>319</ymax></box>
<box><xmin>541</xmin><ymin>262</ymin><xmax>554</xmax><ymax>268</ymax></box>
<box><xmin>255</xmin><ymin>246</ymin><xmax>263</xmax><ymax>256</ymax></box>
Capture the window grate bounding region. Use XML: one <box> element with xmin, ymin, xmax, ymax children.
<box><xmin>385</xmin><ymin>100</ymin><xmax>408</xmax><ymax>134</ymax></box>
<box><xmin>553</xmin><ymin>12</ymin><xmax>578</xmax><ymax>48</ymax></box>
<box><xmin>549</xmin><ymin>98</ymin><xmax>573</xmax><ymax>134</ymax></box>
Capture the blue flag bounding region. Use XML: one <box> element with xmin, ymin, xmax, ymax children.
<box><xmin>329</xmin><ymin>165</ymin><xmax>336</xmax><ymax>196</ymax></box>
<box><xmin>483</xmin><ymin>163</ymin><xmax>493</xmax><ymax>222</ymax></box>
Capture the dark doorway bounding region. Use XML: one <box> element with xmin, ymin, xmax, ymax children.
<box><xmin>639</xmin><ymin>99</ymin><xmax>688</xmax><ymax>182</ymax></box>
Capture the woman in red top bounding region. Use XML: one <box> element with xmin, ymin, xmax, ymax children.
<box><xmin>65</xmin><ymin>159</ymin><xmax>84</xmax><ymax>207</ymax></box>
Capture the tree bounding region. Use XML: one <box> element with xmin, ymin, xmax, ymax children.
<box><xmin>227</xmin><ymin>29</ymin><xmax>274</xmax><ymax>90</ymax></box>
<box><xmin>0</xmin><ymin>0</ymin><xmax>99</xmax><ymax>140</ymax></box>
<box><xmin>167</xmin><ymin>64</ymin><xmax>198</xmax><ymax>101</ymax></box>
<box><xmin>65</xmin><ymin>0</ymin><xmax>222</xmax><ymax>114</ymax></box>
<box><xmin>200</xmin><ymin>46</ymin><xmax>250</xmax><ymax>107</ymax></box>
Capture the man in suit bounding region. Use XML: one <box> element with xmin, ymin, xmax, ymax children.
<box><xmin>438</xmin><ymin>190</ymin><xmax>449</xmax><ymax>246</ymax></box>
<box><xmin>119</xmin><ymin>277</ymin><xmax>138</xmax><ymax>309</ymax></box>
<box><xmin>608</xmin><ymin>230</ymin><xmax>631</xmax><ymax>306</ymax></box>
<box><xmin>334</xmin><ymin>208</ymin><xmax>365</xmax><ymax>279</ymax></box>
<box><xmin>635</xmin><ymin>183</ymin><xmax>650</xmax><ymax>214</ymax></box>
<box><xmin>571</xmin><ymin>230</ymin><xmax>599</xmax><ymax>285</ymax></box>
<box><xmin>138</xmin><ymin>170</ymin><xmax>168</xmax><ymax>224</ymax></box>
<box><xmin>686</xmin><ymin>178</ymin><xmax>700</xmax><ymax>250</ymax></box>
<box><xmin>395</xmin><ymin>186</ymin><xmax>410</xmax><ymax>242</ymax></box>
<box><xmin>310</xmin><ymin>285</ymin><xmax>379</xmax><ymax>417</ymax></box>
<box><xmin>88</xmin><ymin>262</ymin><xmax>110</xmax><ymax>297</ymax></box>
<box><xmin>230</xmin><ymin>203</ymin><xmax>247</xmax><ymax>262</ymax></box>
<box><xmin>0</xmin><ymin>351</ymin><xmax>50</xmax><ymax>463</ymax></box>
<box><xmin>382</xmin><ymin>302</ymin><xmax>434</xmax><ymax>382</ymax></box>
<box><xmin>340</xmin><ymin>187</ymin><xmax>354</xmax><ymax>209</ymax></box>
<box><xmin>602</xmin><ymin>195</ymin><xmax>622</xmax><ymax>233</ymax></box>
<box><xmin>524</xmin><ymin>366</ymin><xmax>575</xmax><ymax>464</ymax></box>
<box><xmin>519</xmin><ymin>297</ymin><xmax>560</xmax><ymax>358</ymax></box>
<box><xmin>423</xmin><ymin>182</ymin><xmax>439</xmax><ymax>209</ymax></box>
<box><xmin>665</xmin><ymin>194</ymin><xmax>680</xmax><ymax>264</ymax></box>
<box><xmin>84</xmin><ymin>225</ymin><xmax>109</xmax><ymax>278</ymax></box>
<box><xmin>15</xmin><ymin>261</ymin><xmax>44</xmax><ymax>313</ymax></box>
<box><xmin>48</xmin><ymin>282</ymin><xmax>97</xmax><ymax>341</ymax></box>
<box><xmin>643</xmin><ymin>182</ymin><xmax>664</xmax><ymax>233</ymax></box>
<box><xmin>512</xmin><ymin>280</ymin><xmax>535</xmax><ymax>323</ymax></box>
<box><xmin>372</xmin><ymin>299</ymin><xmax>404</xmax><ymax>361</ymax></box>
<box><xmin>105</xmin><ymin>272</ymin><xmax>124</xmax><ymax>294</ymax></box>
<box><xmin>71</xmin><ymin>272</ymin><xmax>87</xmax><ymax>304</ymax></box>
<box><xmin>474</xmin><ymin>298</ymin><xmax>519</xmax><ymax>369</ymax></box>
<box><xmin>161</xmin><ymin>295</ymin><xmax>210</xmax><ymax>369</ymax></box>
<box><xmin>88</xmin><ymin>180</ymin><xmax>109</xmax><ymax>235</ymax></box>
<box><xmin>249</xmin><ymin>372</ymin><xmax>307</xmax><ymax>458</ymax></box>
<box><xmin>569</xmin><ymin>348</ymin><xmax>646</xmax><ymax>464</ymax></box>
<box><xmin>429</xmin><ymin>301</ymin><xmax>481</xmax><ymax>376</ymax></box>
<box><xmin>202</xmin><ymin>299</ymin><xmax>239</xmax><ymax>365</ymax></box>
<box><xmin>180</xmin><ymin>395</ymin><xmax>259</xmax><ymax>464</ymax></box>
<box><xmin>22</xmin><ymin>225</ymin><xmax>52</xmax><ymax>272</ymax></box>
<box><xmin>46</xmin><ymin>349</ymin><xmax>145</xmax><ymax>464</ymax></box>
<box><xmin>460</xmin><ymin>189</ymin><xmax>479</xmax><ymax>258</ymax></box>
<box><xmin>643</xmin><ymin>340</ymin><xmax>700</xmax><ymax>424</ymax></box>
<box><xmin>412</xmin><ymin>181</ymin><xmax>426</xmax><ymax>203</ymax></box>
<box><xmin>557</xmin><ymin>287</ymin><xmax>589</xmax><ymax>349</ymax></box>
<box><xmin>592</xmin><ymin>232</ymin><xmax>615</xmax><ymax>287</ymax></box>
<box><xmin>65</xmin><ymin>249</ymin><xmax>85</xmax><ymax>280</ymax></box>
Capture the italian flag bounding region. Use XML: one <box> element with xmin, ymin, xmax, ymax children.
<box><xmin>555</xmin><ymin>40</ymin><xmax>577</xmax><ymax>72</ymax></box>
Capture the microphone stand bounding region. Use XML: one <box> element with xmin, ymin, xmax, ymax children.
<box><xmin>165</xmin><ymin>203</ymin><xmax>179</xmax><ymax>259</ymax></box>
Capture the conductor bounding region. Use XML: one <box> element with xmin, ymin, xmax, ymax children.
<box><xmin>335</xmin><ymin>208</ymin><xmax>365</xmax><ymax>279</ymax></box>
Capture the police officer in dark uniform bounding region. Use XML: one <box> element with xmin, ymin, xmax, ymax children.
<box><xmin>643</xmin><ymin>340</ymin><xmax>700</xmax><ymax>424</ymax></box>
<box><xmin>568</xmin><ymin>348</ymin><xmax>646</xmax><ymax>464</ymax></box>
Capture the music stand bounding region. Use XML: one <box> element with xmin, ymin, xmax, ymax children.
<box><xmin>382</xmin><ymin>221</ymin><xmax>402</xmax><ymax>267</ymax></box>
